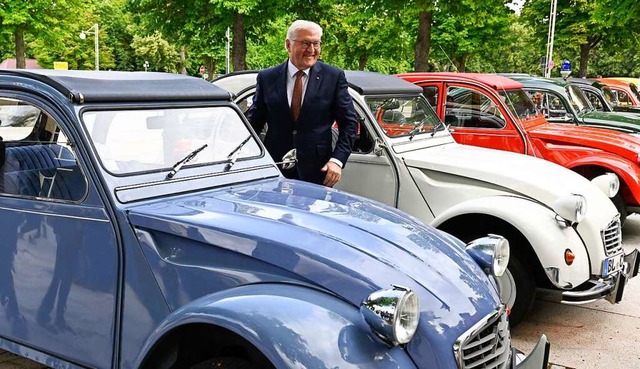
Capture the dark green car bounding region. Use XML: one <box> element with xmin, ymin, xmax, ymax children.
<box><xmin>563</xmin><ymin>77</ymin><xmax>640</xmax><ymax>116</ymax></box>
<box><xmin>509</xmin><ymin>75</ymin><xmax>640</xmax><ymax>134</ymax></box>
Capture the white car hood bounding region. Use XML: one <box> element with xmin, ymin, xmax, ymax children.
<box><xmin>402</xmin><ymin>142</ymin><xmax>615</xmax><ymax>216</ymax></box>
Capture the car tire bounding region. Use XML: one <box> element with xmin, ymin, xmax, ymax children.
<box><xmin>611</xmin><ymin>192</ymin><xmax>627</xmax><ymax>226</ymax></box>
<box><xmin>190</xmin><ymin>357</ymin><xmax>253</xmax><ymax>369</ymax></box>
<box><xmin>497</xmin><ymin>255</ymin><xmax>535</xmax><ymax>328</ymax></box>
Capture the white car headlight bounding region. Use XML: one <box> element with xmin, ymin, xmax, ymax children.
<box><xmin>465</xmin><ymin>234</ymin><xmax>510</xmax><ymax>277</ymax></box>
<box><xmin>360</xmin><ymin>285</ymin><xmax>420</xmax><ymax>345</ymax></box>
<box><xmin>553</xmin><ymin>193</ymin><xmax>587</xmax><ymax>225</ymax></box>
<box><xmin>590</xmin><ymin>173</ymin><xmax>619</xmax><ymax>198</ymax></box>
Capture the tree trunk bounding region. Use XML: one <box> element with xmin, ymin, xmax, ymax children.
<box><xmin>232</xmin><ymin>13</ymin><xmax>247</xmax><ymax>71</ymax></box>
<box><xmin>578</xmin><ymin>43</ymin><xmax>590</xmax><ymax>78</ymax></box>
<box><xmin>414</xmin><ymin>9</ymin><xmax>432</xmax><ymax>72</ymax></box>
<box><xmin>179</xmin><ymin>45</ymin><xmax>187</xmax><ymax>75</ymax></box>
<box><xmin>578</xmin><ymin>35</ymin><xmax>602</xmax><ymax>78</ymax></box>
<box><xmin>358</xmin><ymin>54</ymin><xmax>367</xmax><ymax>70</ymax></box>
<box><xmin>204</xmin><ymin>56</ymin><xmax>216</xmax><ymax>81</ymax></box>
<box><xmin>14</xmin><ymin>25</ymin><xmax>26</xmax><ymax>69</ymax></box>
<box><xmin>454</xmin><ymin>58</ymin><xmax>466</xmax><ymax>72</ymax></box>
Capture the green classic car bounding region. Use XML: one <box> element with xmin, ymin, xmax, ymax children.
<box><xmin>510</xmin><ymin>75</ymin><xmax>640</xmax><ymax>134</ymax></box>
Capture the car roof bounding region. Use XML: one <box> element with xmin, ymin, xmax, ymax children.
<box><xmin>0</xmin><ymin>69</ymin><xmax>231</xmax><ymax>103</ymax></box>
<box><xmin>213</xmin><ymin>70</ymin><xmax>422</xmax><ymax>96</ymax></box>
<box><xmin>507</xmin><ymin>75</ymin><xmax>567</xmax><ymax>92</ymax></box>
<box><xmin>563</xmin><ymin>77</ymin><xmax>603</xmax><ymax>88</ymax></box>
<box><xmin>397</xmin><ymin>72</ymin><xmax>523</xmax><ymax>91</ymax></box>
<box><xmin>598</xmin><ymin>77</ymin><xmax>635</xmax><ymax>88</ymax></box>
<box><xmin>344</xmin><ymin>71</ymin><xmax>422</xmax><ymax>95</ymax></box>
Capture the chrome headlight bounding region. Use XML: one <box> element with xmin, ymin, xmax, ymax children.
<box><xmin>465</xmin><ymin>234</ymin><xmax>510</xmax><ymax>277</ymax></box>
<box><xmin>360</xmin><ymin>285</ymin><xmax>420</xmax><ymax>345</ymax></box>
<box><xmin>591</xmin><ymin>173</ymin><xmax>620</xmax><ymax>198</ymax></box>
<box><xmin>553</xmin><ymin>193</ymin><xmax>587</xmax><ymax>225</ymax></box>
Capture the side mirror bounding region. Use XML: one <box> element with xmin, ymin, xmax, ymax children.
<box><xmin>562</xmin><ymin>113</ymin><xmax>574</xmax><ymax>122</ymax></box>
<box><xmin>276</xmin><ymin>149</ymin><xmax>297</xmax><ymax>170</ymax></box>
<box><xmin>373</xmin><ymin>138</ymin><xmax>386</xmax><ymax>156</ymax></box>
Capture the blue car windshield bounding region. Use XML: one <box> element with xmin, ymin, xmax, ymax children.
<box><xmin>82</xmin><ymin>106</ymin><xmax>261</xmax><ymax>175</ymax></box>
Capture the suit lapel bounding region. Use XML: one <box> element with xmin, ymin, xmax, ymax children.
<box><xmin>273</xmin><ymin>62</ymin><xmax>289</xmax><ymax>111</ymax></box>
<box><xmin>302</xmin><ymin>62</ymin><xmax>323</xmax><ymax>114</ymax></box>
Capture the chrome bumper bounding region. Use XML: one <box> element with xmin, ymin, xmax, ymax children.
<box><xmin>513</xmin><ymin>334</ymin><xmax>550</xmax><ymax>369</ymax></box>
<box><xmin>562</xmin><ymin>248</ymin><xmax>639</xmax><ymax>304</ymax></box>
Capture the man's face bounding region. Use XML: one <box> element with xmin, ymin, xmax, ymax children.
<box><xmin>286</xmin><ymin>28</ymin><xmax>321</xmax><ymax>70</ymax></box>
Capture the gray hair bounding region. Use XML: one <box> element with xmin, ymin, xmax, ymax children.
<box><xmin>286</xmin><ymin>20</ymin><xmax>323</xmax><ymax>41</ymax></box>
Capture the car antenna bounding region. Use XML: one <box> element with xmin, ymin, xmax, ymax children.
<box><xmin>438</xmin><ymin>45</ymin><xmax>458</xmax><ymax>72</ymax></box>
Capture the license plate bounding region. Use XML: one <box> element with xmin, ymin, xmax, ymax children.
<box><xmin>602</xmin><ymin>253</ymin><xmax>624</xmax><ymax>277</ymax></box>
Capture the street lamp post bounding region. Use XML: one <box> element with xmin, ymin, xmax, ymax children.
<box><xmin>80</xmin><ymin>23</ymin><xmax>99</xmax><ymax>70</ymax></box>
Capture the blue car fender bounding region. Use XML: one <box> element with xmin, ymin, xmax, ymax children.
<box><xmin>135</xmin><ymin>283</ymin><xmax>417</xmax><ymax>369</ymax></box>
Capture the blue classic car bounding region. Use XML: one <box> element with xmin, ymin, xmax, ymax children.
<box><xmin>0</xmin><ymin>70</ymin><xmax>548</xmax><ymax>369</ymax></box>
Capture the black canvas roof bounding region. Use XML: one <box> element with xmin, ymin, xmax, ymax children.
<box><xmin>345</xmin><ymin>71</ymin><xmax>422</xmax><ymax>95</ymax></box>
<box><xmin>0</xmin><ymin>70</ymin><xmax>231</xmax><ymax>103</ymax></box>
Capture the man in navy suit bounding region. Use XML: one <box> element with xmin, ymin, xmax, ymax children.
<box><xmin>247</xmin><ymin>20</ymin><xmax>358</xmax><ymax>187</ymax></box>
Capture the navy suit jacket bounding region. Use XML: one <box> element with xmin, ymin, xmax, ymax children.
<box><xmin>247</xmin><ymin>60</ymin><xmax>358</xmax><ymax>184</ymax></box>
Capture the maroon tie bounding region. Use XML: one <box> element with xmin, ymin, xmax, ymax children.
<box><xmin>291</xmin><ymin>70</ymin><xmax>304</xmax><ymax>121</ymax></box>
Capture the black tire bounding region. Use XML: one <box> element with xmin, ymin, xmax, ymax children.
<box><xmin>190</xmin><ymin>357</ymin><xmax>253</xmax><ymax>369</ymax></box>
<box><xmin>612</xmin><ymin>192</ymin><xmax>627</xmax><ymax>226</ymax></box>
<box><xmin>498</xmin><ymin>255</ymin><xmax>536</xmax><ymax>328</ymax></box>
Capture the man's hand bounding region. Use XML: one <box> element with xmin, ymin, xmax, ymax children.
<box><xmin>321</xmin><ymin>161</ymin><xmax>342</xmax><ymax>187</ymax></box>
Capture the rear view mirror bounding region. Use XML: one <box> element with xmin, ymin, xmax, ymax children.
<box><xmin>380</xmin><ymin>99</ymin><xmax>400</xmax><ymax>110</ymax></box>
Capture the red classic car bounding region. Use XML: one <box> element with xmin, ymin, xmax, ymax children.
<box><xmin>597</xmin><ymin>78</ymin><xmax>640</xmax><ymax>107</ymax></box>
<box><xmin>397</xmin><ymin>72</ymin><xmax>640</xmax><ymax>223</ymax></box>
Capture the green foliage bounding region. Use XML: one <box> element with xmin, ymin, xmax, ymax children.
<box><xmin>0</xmin><ymin>0</ymin><xmax>637</xmax><ymax>79</ymax></box>
<box><xmin>131</xmin><ymin>32</ymin><xmax>180</xmax><ymax>73</ymax></box>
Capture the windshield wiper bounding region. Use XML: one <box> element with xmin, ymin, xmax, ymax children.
<box><xmin>408</xmin><ymin>122</ymin><xmax>425</xmax><ymax>140</ymax></box>
<box><xmin>166</xmin><ymin>144</ymin><xmax>208</xmax><ymax>179</ymax></box>
<box><xmin>224</xmin><ymin>135</ymin><xmax>252</xmax><ymax>172</ymax></box>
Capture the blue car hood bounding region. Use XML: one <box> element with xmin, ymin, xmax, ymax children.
<box><xmin>128</xmin><ymin>178</ymin><xmax>500</xmax><ymax>358</ymax></box>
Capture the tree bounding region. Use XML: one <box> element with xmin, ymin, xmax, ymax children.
<box><xmin>520</xmin><ymin>0</ymin><xmax>626</xmax><ymax>78</ymax></box>
<box><xmin>431</xmin><ymin>0</ymin><xmax>512</xmax><ymax>72</ymax></box>
<box><xmin>131</xmin><ymin>32</ymin><xmax>180</xmax><ymax>73</ymax></box>
<box><xmin>0</xmin><ymin>0</ymin><xmax>85</xmax><ymax>68</ymax></box>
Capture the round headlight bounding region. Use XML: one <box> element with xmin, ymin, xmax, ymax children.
<box><xmin>553</xmin><ymin>193</ymin><xmax>587</xmax><ymax>224</ymax></box>
<box><xmin>493</xmin><ymin>237</ymin><xmax>510</xmax><ymax>277</ymax></box>
<box><xmin>360</xmin><ymin>285</ymin><xmax>420</xmax><ymax>345</ymax></box>
<box><xmin>465</xmin><ymin>234</ymin><xmax>510</xmax><ymax>277</ymax></box>
<box><xmin>590</xmin><ymin>172</ymin><xmax>620</xmax><ymax>198</ymax></box>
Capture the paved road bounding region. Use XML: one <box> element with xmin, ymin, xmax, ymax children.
<box><xmin>2</xmin><ymin>216</ymin><xmax>640</xmax><ymax>369</ymax></box>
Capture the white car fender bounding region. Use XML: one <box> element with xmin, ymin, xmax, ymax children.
<box><xmin>431</xmin><ymin>195</ymin><xmax>590</xmax><ymax>289</ymax></box>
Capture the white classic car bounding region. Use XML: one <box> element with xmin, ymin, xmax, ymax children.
<box><xmin>213</xmin><ymin>70</ymin><xmax>639</xmax><ymax>326</ymax></box>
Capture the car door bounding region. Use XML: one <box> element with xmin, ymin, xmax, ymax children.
<box><xmin>334</xmin><ymin>103</ymin><xmax>398</xmax><ymax>207</ymax></box>
<box><xmin>440</xmin><ymin>83</ymin><xmax>526</xmax><ymax>154</ymax></box>
<box><xmin>0</xmin><ymin>95</ymin><xmax>118</xmax><ymax>368</ymax></box>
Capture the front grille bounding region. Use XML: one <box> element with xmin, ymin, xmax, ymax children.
<box><xmin>601</xmin><ymin>215</ymin><xmax>622</xmax><ymax>256</ymax></box>
<box><xmin>453</xmin><ymin>306</ymin><xmax>511</xmax><ymax>369</ymax></box>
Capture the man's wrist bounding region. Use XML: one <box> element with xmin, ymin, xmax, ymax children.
<box><xmin>329</xmin><ymin>158</ymin><xmax>343</xmax><ymax>168</ymax></box>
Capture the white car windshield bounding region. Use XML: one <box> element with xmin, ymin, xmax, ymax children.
<box><xmin>82</xmin><ymin>106</ymin><xmax>261</xmax><ymax>175</ymax></box>
<box><xmin>365</xmin><ymin>96</ymin><xmax>444</xmax><ymax>138</ymax></box>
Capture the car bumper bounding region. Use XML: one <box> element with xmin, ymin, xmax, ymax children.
<box><xmin>562</xmin><ymin>248</ymin><xmax>639</xmax><ymax>304</ymax></box>
<box><xmin>513</xmin><ymin>334</ymin><xmax>550</xmax><ymax>369</ymax></box>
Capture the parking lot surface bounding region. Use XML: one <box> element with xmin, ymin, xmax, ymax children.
<box><xmin>2</xmin><ymin>216</ymin><xmax>640</xmax><ymax>369</ymax></box>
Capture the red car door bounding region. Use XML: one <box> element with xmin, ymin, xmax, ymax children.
<box><xmin>420</xmin><ymin>81</ymin><xmax>527</xmax><ymax>154</ymax></box>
